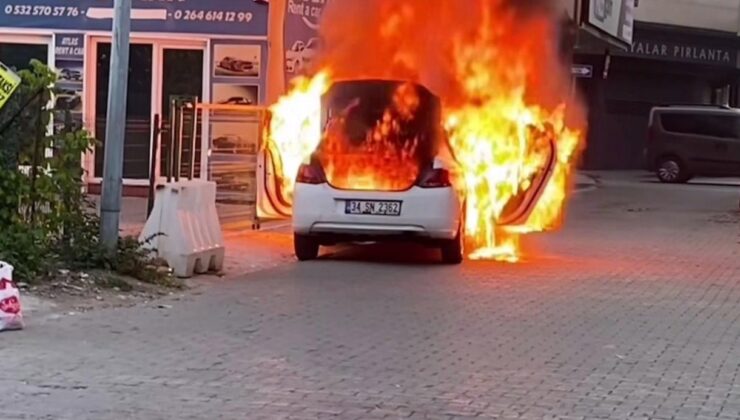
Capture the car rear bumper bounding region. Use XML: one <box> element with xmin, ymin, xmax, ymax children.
<box><xmin>292</xmin><ymin>184</ymin><xmax>462</xmax><ymax>240</ymax></box>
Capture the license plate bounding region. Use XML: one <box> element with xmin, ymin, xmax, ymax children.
<box><xmin>345</xmin><ymin>200</ymin><xmax>402</xmax><ymax>216</ymax></box>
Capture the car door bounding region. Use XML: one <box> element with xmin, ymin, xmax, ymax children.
<box><xmin>256</xmin><ymin>110</ymin><xmax>293</xmax><ymax>221</ymax></box>
<box><xmin>658</xmin><ymin>112</ymin><xmax>720</xmax><ymax>175</ymax></box>
<box><xmin>497</xmin><ymin>134</ymin><xmax>557</xmax><ymax>227</ymax></box>
<box><xmin>696</xmin><ymin>114</ymin><xmax>740</xmax><ymax>176</ymax></box>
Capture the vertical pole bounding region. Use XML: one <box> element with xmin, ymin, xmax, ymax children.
<box><xmin>100</xmin><ymin>0</ymin><xmax>132</xmax><ymax>253</ymax></box>
<box><xmin>167</xmin><ymin>99</ymin><xmax>175</xmax><ymax>182</ymax></box>
<box><xmin>175</xmin><ymin>104</ymin><xmax>184</xmax><ymax>182</ymax></box>
<box><xmin>189</xmin><ymin>99</ymin><xmax>198</xmax><ymax>180</ymax></box>
<box><xmin>147</xmin><ymin>113</ymin><xmax>161</xmax><ymax>217</ymax></box>
<box><xmin>29</xmin><ymin>95</ymin><xmax>43</xmax><ymax>226</ymax></box>
<box><xmin>266</xmin><ymin>0</ymin><xmax>287</xmax><ymax>104</ymax></box>
<box><xmin>570</xmin><ymin>0</ymin><xmax>580</xmax><ymax>100</ymax></box>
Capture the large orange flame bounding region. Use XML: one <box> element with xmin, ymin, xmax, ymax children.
<box><xmin>318</xmin><ymin>82</ymin><xmax>425</xmax><ymax>191</ymax></box>
<box><xmin>266</xmin><ymin>0</ymin><xmax>586</xmax><ymax>261</ymax></box>
<box><xmin>265</xmin><ymin>72</ymin><xmax>329</xmax><ymax>202</ymax></box>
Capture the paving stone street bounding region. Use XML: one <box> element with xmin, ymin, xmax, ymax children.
<box><xmin>2</xmin><ymin>172</ymin><xmax>740</xmax><ymax>420</ymax></box>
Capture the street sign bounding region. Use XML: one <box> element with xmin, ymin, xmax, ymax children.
<box><xmin>571</xmin><ymin>64</ymin><xmax>593</xmax><ymax>78</ymax></box>
<box><xmin>0</xmin><ymin>61</ymin><xmax>21</xmax><ymax>111</ymax></box>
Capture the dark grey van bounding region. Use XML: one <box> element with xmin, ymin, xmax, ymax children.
<box><xmin>646</xmin><ymin>105</ymin><xmax>740</xmax><ymax>183</ymax></box>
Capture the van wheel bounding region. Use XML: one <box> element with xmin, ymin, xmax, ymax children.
<box><xmin>657</xmin><ymin>157</ymin><xmax>689</xmax><ymax>183</ymax></box>
<box><xmin>294</xmin><ymin>234</ymin><xmax>319</xmax><ymax>261</ymax></box>
<box><xmin>440</xmin><ymin>230</ymin><xmax>464</xmax><ymax>265</ymax></box>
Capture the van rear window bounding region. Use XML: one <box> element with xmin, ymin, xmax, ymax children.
<box><xmin>660</xmin><ymin>113</ymin><xmax>740</xmax><ymax>138</ymax></box>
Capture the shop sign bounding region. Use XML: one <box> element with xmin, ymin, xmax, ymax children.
<box><xmin>628</xmin><ymin>40</ymin><xmax>736</xmax><ymax>66</ymax></box>
<box><xmin>284</xmin><ymin>0</ymin><xmax>328</xmax><ymax>83</ymax></box>
<box><xmin>0</xmin><ymin>0</ymin><xmax>268</xmax><ymax>37</ymax></box>
<box><xmin>582</xmin><ymin>0</ymin><xmax>635</xmax><ymax>48</ymax></box>
<box><xmin>55</xmin><ymin>33</ymin><xmax>84</xmax><ymax>61</ymax></box>
<box><xmin>0</xmin><ymin>61</ymin><xmax>21</xmax><ymax>112</ymax></box>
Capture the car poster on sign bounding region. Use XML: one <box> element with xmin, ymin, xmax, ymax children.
<box><xmin>0</xmin><ymin>61</ymin><xmax>21</xmax><ymax>112</ymax></box>
<box><xmin>283</xmin><ymin>0</ymin><xmax>328</xmax><ymax>84</ymax></box>
<box><xmin>213</xmin><ymin>44</ymin><xmax>262</xmax><ymax>79</ymax></box>
<box><xmin>53</xmin><ymin>33</ymin><xmax>84</xmax><ymax>133</ymax></box>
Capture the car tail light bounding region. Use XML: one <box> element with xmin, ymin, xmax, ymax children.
<box><xmin>296</xmin><ymin>163</ymin><xmax>326</xmax><ymax>185</ymax></box>
<box><xmin>417</xmin><ymin>168</ymin><xmax>452</xmax><ymax>188</ymax></box>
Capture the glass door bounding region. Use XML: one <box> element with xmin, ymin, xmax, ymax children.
<box><xmin>94</xmin><ymin>42</ymin><xmax>153</xmax><ymax>181</ymax></box>
<box><xmin>158</xmin><ymin>47</ymin><xmax>204</xmax><ymax>180</ymax></box>
<box><xmin>91</xmin><ymin>39</ymin><xmax>204</xmax><ymax>183</ymax></box>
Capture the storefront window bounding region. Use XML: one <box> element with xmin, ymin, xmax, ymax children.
<box><xmin>0</xmin><ymin>43</ymin><xmax>47</xmax><ymax>71</ymax></box>
<box><xmin>93</xmin><ymin>43</ymin><xmax>204</xmax><ymax>181</ymax></box>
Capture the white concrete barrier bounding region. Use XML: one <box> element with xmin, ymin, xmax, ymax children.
<box><xmin>139</xmin><ymin>180</ymin><xmax>225</xmax><ymax>278</ymax></box>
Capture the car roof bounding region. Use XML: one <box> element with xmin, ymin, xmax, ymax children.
<box><xmin>648</xmin><ymin>105</ymin><xmax>740</xmax><ymax>125</ymax></box>
<box><xmin>651</xmin><ymin>104</ymin><xmax>736</xmax><ymax>111</ymax></box>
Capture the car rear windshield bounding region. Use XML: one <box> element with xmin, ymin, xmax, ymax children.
<box><xmin>659</xmin><ymin>112</ymin><xmax>740</xmax><ymax>139</ymax></box>
<box><xmin>320</xmin><ymin>80</ymin><xmax>441</xmax><ymax>153</ymax></box>
<box><xmin>314</xmin><ymin>80</ymin><xmax>443</xmax><ymax>191</ymax></box>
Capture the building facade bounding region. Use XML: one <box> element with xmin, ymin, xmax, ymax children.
<box><xmin>3</xmin><ymin>1</ymin><xmax>738</xmax><ymax>174</ymax></box>
<box><xmin>0</xmin><ymin>1</ymin><xmax>269</xmax><ymax>196</ymax></box>
<box><xmin>569</xmin><ymin>0</ymin><xmax>740</xmax><ymax>169</ymax></box>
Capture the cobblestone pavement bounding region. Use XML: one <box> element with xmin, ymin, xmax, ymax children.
<box><xmin>2</xmin><ymin>173</ymin><xmax>740</xmax><ymax>420</ymax></box>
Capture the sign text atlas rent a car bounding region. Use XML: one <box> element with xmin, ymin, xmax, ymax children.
<box><xmin>55</xmin><ymin>36</ymin><xmax>83</xmax><ymax>58</ymax></box>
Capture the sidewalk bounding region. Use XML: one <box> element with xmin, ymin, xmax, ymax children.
<box><xmin>105</xmin><ymin>196</ymin><xmax>295</xmax><ymax>278</ymax></box>
<box><xmin>100</xmin><ymin>171</ymin><xmax>600</xmax><ymax>278</ymax></box>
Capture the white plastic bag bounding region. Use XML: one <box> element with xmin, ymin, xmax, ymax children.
<box><xmin>0</xmin><ymin>261</ymin><xmax>23</xmax><ymax>331</ymax></box>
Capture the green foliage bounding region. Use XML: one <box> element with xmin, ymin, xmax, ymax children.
<box><xmin>0</xmin><ymin>60</ymin><xmax>172</xmax><ymax>287</ymax></box>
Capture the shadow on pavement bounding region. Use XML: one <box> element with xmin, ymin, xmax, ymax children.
<box><xmin>323</xmin><ymin>242</ymin><xmax>447</xmax><ymax>266</ymax></box>
<box><xmin>641</xmin><ymin>179</ymin><xmax>740</xmax><ymax>188</ymax></box>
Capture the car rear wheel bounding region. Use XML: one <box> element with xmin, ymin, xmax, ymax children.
<box><xmin>294</xmin><ymin>234</ymin><xmax>319</xmax><ymax>261</ymax></box>
<box><xmin>440</xmin><ymin>230</ymin><xmax>463</xmax><ymax>265</ymax></box>
<box><xmin>657</xmin><ymin>157</ymin><xmax>689</xmax><ymax>184</ymax></box>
